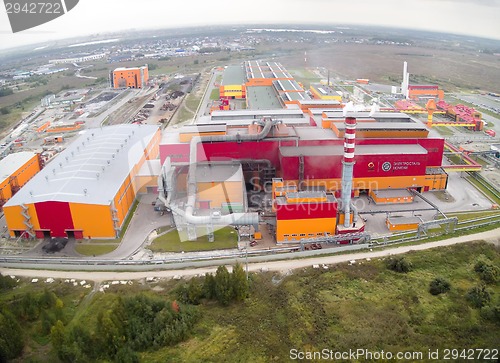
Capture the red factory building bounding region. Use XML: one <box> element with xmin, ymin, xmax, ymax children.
<box><xmin>159</xmin><ymin>109</ymin><xmax>448</xmax><ymax>242</ymax></box>
<box><xmin>160</xmin><ymin>110</ymin><xmax>447</xmax><ymax>194</ymax></box>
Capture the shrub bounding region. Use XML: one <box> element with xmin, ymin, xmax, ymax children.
<box><xmin>466</xmin><ymin>285</ymin><xmax>491</xmax><ymax>308</ymax></box>
<box><xmin>215</xmin><ymin>266</ymin><xmax>233</xmax><ymax>306</ymax></box>
<box><xmin>0</xmin><ymin>273</ymin><xmax>16</xmax><ymax>291</ymax></box>
<box><xmin>474</xmin><ymin>259</ymin><xmax>499</xmax><ymax>284</ymax></box>
<box><xmin>429</xmin><ymin>277</ymin><xmax>451</xmax><ymax>295</ymax></box>
<box><xmin>386</xmin><ymin>256</ymin><xmax>412</xmax><ymax>273</ymax></box>
<box><xmin>480</xmin><ymin>305</ymin><xmax>500</xmax><ymax>325</ymax></box>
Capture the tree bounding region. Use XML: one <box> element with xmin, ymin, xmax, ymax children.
<box><xmin>466</xmin><ymin>285</ymin><xmax>491</xmax><ymax>308</ymax></box>
<box><xmin>96</xmin><ymin>310</ymin><xmax>124</xmax><ymax>357</ymax></box>
<box><xmin>50</xmin><ymin>320</ymin><xmax>66</xmax><ymax>353</ymax></box>
<box><xmin>232</xmin><ymin>263</ymin><xmax>248</xmax><ymax>301</ymax></box>
<box><xmin>429</xmin><ymin>277</ymin><xmax>451</xmax><ymax>295</ymax></box>
<box><xmin>114</xmin><ymin>345</ymin><xmax>140</xmax><ymax>363</ymax></box>
<box><xmin>187</xmin><ymin>279</ymin><xmax>203</xmax><ymax>305</ymax></box>
<box><xmin>386</xmin><ymin>256</ymin><xmax>412</xmax><ymax>273</ymax></box>
<box><xmin>474</xmin><ymin>259</ymin><xmax>499</xmax><ymax>284</ymax></box>
<box><xmin>203</xmin><ymin>273</ymin><xmax>216</xmax><ymax>300</ymax></box>
<box><xmin>0</xmin><ymin>309</ymin><xmax>24</xmax><ymax>360</ymax></box>
<box><xmin>215</xmin><ymin>266</ymin><xmax>233</xmax><ymax>306</ymax></box>
<box><xmin>0</xmin><ymin>88</ymin><xmax>13</xmax><ymax>97</ymax></box>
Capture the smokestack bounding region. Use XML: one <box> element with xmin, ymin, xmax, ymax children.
<box><xmin>341</xmin><ymin>116</ymin><xmax>356</xmax><ymax>228</ymax></box>
<box><xmin>328</xmin><ymin>69</ymin><xmax>330</xmax><ymax>87</ymax></box>
<box><xmin>402</xmin><ymin>61</ymin><xmax>409</xmax><ymax>99</ymax></box>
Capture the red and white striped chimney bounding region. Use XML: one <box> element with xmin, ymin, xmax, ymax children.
<box><xmin>341</xmin><ymin>116</ymin><xmax>357</xmax><ymax>228</ymax></box>
<box><xmin>343</xmin><ymin>116</ymin><xmax>356</xmax><ymax>163</ymax></box>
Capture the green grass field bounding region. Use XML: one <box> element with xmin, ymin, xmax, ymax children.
<box><xmin>185</xmin><ymin>93</ymin><xmax>202</xmax><ymax>112</ymax></box>
<box><xmin>149</xmin><ymin>227</ymin><xmax>238</xmax><ymax>252</ymax></box>
<box><xmin>2</xmin><ymin>241</ymin><xmax>499</xmax><ymax>362</ymax></box>
<box><xmin>141</xmin><ymin>241</ymin><xmax>500</xmax><ymax>362</ymax></box>
<box><xmin>210</xmin><ymin>88</ymin><xmax>220</xmax><ymax>100</ymax></box>
<box><xmin>288</xmin><ymin>68</ymin><xmax>321</xmax><ymax>89</ymax></box>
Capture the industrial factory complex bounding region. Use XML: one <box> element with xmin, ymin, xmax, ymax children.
<box><xmin>0</xmin><ymin>60</ymin><xmax>498</xmax><ymax>252</ymax></box>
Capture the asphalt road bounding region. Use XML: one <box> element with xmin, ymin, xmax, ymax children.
<box><xmin>98</xmin><ymin>194</ymin><xmax>172</xmax><ymax>259</ymax></box>
<box><xmin>2</xmin><ymin>227</ymin><xmax>499</xmax><ymax>281</ymax></box>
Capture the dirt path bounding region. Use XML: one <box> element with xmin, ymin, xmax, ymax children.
<box><xmin>2</xmin><ymin>228</ymin><xmax>499</xmax><ymax>282</ymax></box>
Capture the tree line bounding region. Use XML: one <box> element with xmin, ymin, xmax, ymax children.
<box><xmin>175</xmin><ymin>263</ymin><xmax>249</xmax><ymax>306</ymax></box>
<box><xmin>50</xmin><ymin>293</ymin><xmax>198</xmax><ymax>363</ymax></box>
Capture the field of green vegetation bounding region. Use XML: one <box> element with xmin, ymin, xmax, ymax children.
<box><xmin>1</xmin><ymin>241</ymin><xmax>498</xmax><ymax>362</ymax></box>
<box><xmin>149</xmin><ymin>227</ymin><xmax>238</xmax><ymax>253</ymax></box>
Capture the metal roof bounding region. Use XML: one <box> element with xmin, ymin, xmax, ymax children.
<box><xmin>280</xmin><ymin>144</ymin><xmax>428</xmax><ymax>157</ymax></box>
<box><xmin>333</xmin><ymin>122</ymin><xmax>427</xmax><ymax>131</ymax></box>
<box><xmin>196</xmin><ymin>163</ymin><xmax>243</xmax><ymax>183</ymax></box>
<box><xmin>311</xmin><ymin>84</ymin><xmax>341</xmax><ymax>96</ymax></box>
<box><xmin>293</xmin><ymin>127</ymin><xmax>337</xmax><ymax>140</ymax></box>
<box><xmin>246</xmin><ymin>86</ymin><xmax>282</xmax><ymax>110</ymax></box>
<box><xmin>221</xmin><ymin>65</ymin><xmax>246</xmax><ymax>85</ymax></box>
<box><xmin>211</xmin><ymin>108</ymin><xmax>304</xmax><ymax>119</ymax></box>
<box><xmin>5</xmin><ymin>124</ymin><xmax>159</xmax><ymax>207</ymax></box>
<box><xmin>273</xmin><ymin>79</ymin><xmax>303</xmax><ymax>92</ymax></box>
<box><xmin>137</xmin><ymin>159</ymin><xmax>161</xmax><ymax>177</ymax></box>
<box><xmin>0</xmin><ymin>151</ymin><xmax>37</xmax><ymax>184</ymax></box>
<box><xmin>372</xmin><ymin>189</ymin><xmax>413</xmax><ymax>198</ymax></box>
<box><xmin>180</xmin><ymin>124</ymin><xmax>227</xmax><ymax>133</ymax></box>
<box><xmin>323</xmin><ymin>110</ymin><xmax>413</xmax><ymax>122</ymax></box>
<box><xmin>297</xmin><ymin>100</ymin><xmax>341</xmax><ymax>105</ymax></box>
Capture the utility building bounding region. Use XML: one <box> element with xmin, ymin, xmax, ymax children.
<box><xmin>111</xmin><ymin>65</ymin><xmax>149</xmax><ymax>89</ymax></box>
<box><xmin>3</xmin><ymin>124</ymin><xmax>160</xmax><ymax>239</ymax></box>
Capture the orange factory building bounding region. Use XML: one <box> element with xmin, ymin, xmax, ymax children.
<box><xmin>0</xmin><ymin>152</ymin><xmax>41</xmax><ymax>210</ymax></box>
<box><xmin>3</xmin><ymin>124</ymin><xmax>160</xmax><ymax>239</ymax></box>
<box><xmin>112</xmin><ymin>65</ymin><xmax>149</xmax><ymax>89</ymax></box>
<box><xmin>408</xmin><ymin>85</ymin><xmax>444</xmax><ymax>101</ymax></box>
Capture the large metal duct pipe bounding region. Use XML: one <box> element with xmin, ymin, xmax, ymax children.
<box><xmin>159</xmin><ymin>117</ymin><xmax>278</xmax><ymax>232</ymax></box>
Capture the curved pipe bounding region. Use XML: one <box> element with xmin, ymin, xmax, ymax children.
<box><xmin>160</xmin><ymin>117</ymin><xmax>278</xmax><ymax>230</ymax></box>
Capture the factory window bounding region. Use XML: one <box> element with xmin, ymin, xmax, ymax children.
<box><xmin>284</xmin><ymin>234</ymin><xmax>290</xmax><ymax>238</ymax></box>
<box><xmin>308</xmin><ymin>234</ymin><xmax>314</xmax><ymax>237</ymax></box>
<box><xmin>291</xmin><ymin>234</ymin><xmax>297</xmax><ymax>237</ymax></box>
<box><xmin>300</xmin><ymin>233</ymin><xmax>306</xmax><ymax>237</ymax></box>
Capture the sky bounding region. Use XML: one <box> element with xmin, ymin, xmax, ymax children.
<box><xmin>0</xmin><ymin>0</ymin><xmax>499</xmax><ymax>50</ymax></box>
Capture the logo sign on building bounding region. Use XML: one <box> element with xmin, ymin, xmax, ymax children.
<box><xmin>3</xmin><ymin>0</ymin><xmax>79</xmax><ymax>33</ymax></box>
<box><xmin>381</xmin><ymin>161</ymin><xmax>392</xmax><ymax>172</ymax></box>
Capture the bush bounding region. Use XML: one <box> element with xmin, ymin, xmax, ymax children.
<box><xmin>466</xmin><ymin>285</ymin><xmax>491</xmax><ymax>308</ymax></box>
<box><xmin>429</xmin><ymin>277</ymin><xmax>451</xmax><ymax>295</ymax></box>
<box><xmin>386</xmin><ymin>256</ymin><xmax>412</xmax><ymax>273</ymax></box>
<box><xmin>215</xmin><ymin>266</ymin><xmax>233</xmax><ymax>306</ymax></box>
<box><xmin>0</xmin><ymin>87</ymin><xmax>13</xmax><ymax>97</ymax></box>
<box><xmin>0</xmin><ymin>309</ymin><xmax>24</xmax><ymax>360</ymax></box>
<box><xmin>474</xmin><ymin>259</ymin><xmax>499</xmax><ymax>284</ymax></box>
<box><xmin>0</xmin><ymin>273</ymin><xmax>16</xmax><ymax>291</ymax></box>
<box><xmin>480</xmin><ymin>305</ymin><xmax>500</xmax><ymax>325</ymax></box>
